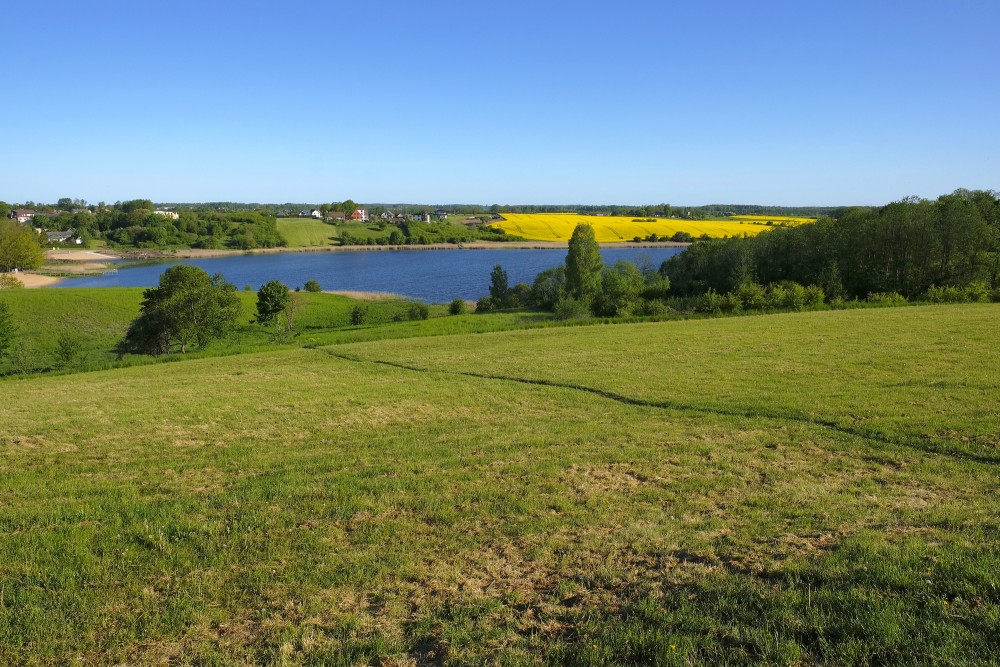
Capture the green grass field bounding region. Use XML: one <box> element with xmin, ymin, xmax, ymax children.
<box><xmin>275</xmin><ymin>219</ymin><xmax>340</xmax><ymax>247</ymax></box>
<box><xmin>0</xmin><ymin>289</ymin><xmax>450</xmax><ymax>375</ymax></box>
<box><xmin>2</xmin><ymin>304</ymin><xmax>998</xmax><ymax>664</ymax></box>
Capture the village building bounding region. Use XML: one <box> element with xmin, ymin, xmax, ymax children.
<box><xmin>10</xmin><ymin>209</ymin><xmax>37</xmax><ymax>224</ymax></box>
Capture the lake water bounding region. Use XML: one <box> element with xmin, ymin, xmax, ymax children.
<box><xmin>54</xmin><ymin>247</ymin><xmax>685</xmax><ymax>302</ymax></box>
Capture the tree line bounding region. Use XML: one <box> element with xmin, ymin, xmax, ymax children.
<box><xmin>661</xmin><ymin>189</ymin><xmax>1000</xmax><ymax>300</ymax></box>
<box><xmin>6</xmin><ymin>200</ymin><xmax>284</xmax><ymax>250</ymax></box>
<box><xmin>479</xmin><ymin>189</ymin><xmax>1000</xmax><ymax>320</ymax></box>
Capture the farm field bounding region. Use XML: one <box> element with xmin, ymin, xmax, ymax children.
<box><xmin>492</xmin><ymin>213</ymin><xmax>816</xmax><ymax>242</ymax></box>
<box><xmin>2</xmin><ymin>304</ymin><xmax>998</xmax><ymax>664</ymax></box>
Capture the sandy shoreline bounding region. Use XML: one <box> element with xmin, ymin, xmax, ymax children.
<box><xmin>3</xmin><ymin>273</ymin><xmax>63</xmax><ymax>288</ymax></box>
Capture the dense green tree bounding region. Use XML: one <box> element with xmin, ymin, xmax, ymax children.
<box><xmin>303</xmin><ymin>279</ymin><xmax>322</xmax><ymax>293</ymax></box>
<box><xmin>0</xmin><ymin>221</ymin><xmax>44</xmax><ymax>272</ymax></box>
<box><xmin>565</xmin><ymin>223</ymin><xmax>603</xmax><ymax>304</ymax></box>
<box><xmin>0</xmin><ymin>301</ymin><xmax>15</xmax><ymax>359</ymax></box>
<box><xmin>594</xmin><ymin>261</ymin><xmax>645</xmax><ymax>316</ymax></box>
<box><xmin>119</xmin><ymin>199</ymin><xmax>154</xmax><ymax>214</ymax></box>
<box><xmin>341</xmin><ymin>200</ymin><xmax>357</xmax><ymax>216</ymax></box>
<box><xmin>118</xmin><ymin>265</ymin><xmax>242</xmax><ymax>355</ymax></box>
<box><xmin>489</xmin><ymin>264</ymin><xmax>510</xmax><ymax>304</ymax></box>
<box><xmin>256</xmin><ymin>280</ymin><xmax>291</xmax><ymax>327</ymax></box>
<box><xmin>530</xmin><ymin>266</ymin><xmax>566</xmax><ymax>310</ymax></box>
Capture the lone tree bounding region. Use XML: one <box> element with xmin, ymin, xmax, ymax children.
<box><xmin>0</xmin><ymin>220</ymin><xmax>44</xmax><ymax>272</ymax></box>
<box><xmin>256</xmin><ymin>280</ymin><xmax>291</xmax><ymax>327</ymax></box>
<box><xmin>118</xmin><ymin>265</ymin><xmax>243</xmax><ymax>355</ymax></box>
<box><xmin>489</xmin><ymin>264</ymin><xmax>511</xmax><ymax>305</ymax></box>
<box><xmin>565</xmin><ymin>223</ymin><xmax>603</xmax><ymax>304</ymax></box>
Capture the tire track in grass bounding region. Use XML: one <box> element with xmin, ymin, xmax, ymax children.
<box><xmin>318</xmin><ymin>349</ymin><xmax>1000</xmax><ymax>467</ymax></box>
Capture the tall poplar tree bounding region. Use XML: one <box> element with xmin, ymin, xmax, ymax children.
<box><xmin>565</xmin><ymin>223</ymin><xmax>603</xmax><ymax>303</ymax></box>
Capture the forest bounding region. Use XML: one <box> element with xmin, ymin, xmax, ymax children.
<box><xmin>660</xmin><ymin>189</ymin><xmax>1000</xmax><ymax>300</ymax></box>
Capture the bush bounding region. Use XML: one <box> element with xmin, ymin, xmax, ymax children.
<box><xmin>54</xmin><ymin>333</ymin><xmax>83</xmax><ymax>367</ymax></box>
<box><xmin>530</xmin><ymin>267</ymin><xmax>566</xmax><ymax>310</ymax></box>
<box><xmin>475</xmin><ymin>296</ymin><xmax>498</xmax><ymax>313</ymax></box>
<box><xmin>509</xmin><ymin>283</ymin><xmax>531</xmax><ymax>308</ymax></box>
<box><xmin>733</xmin><ymin>281</ymin><xmax>767</xmax><ymax>310</ymax></box>
<box><xmin>407</xmin><ymin>303</ymin><xmax>430</xmax><ymax>320</ymax></box>
<box><xmin>449</xmin><ymin>298</ymin><xmax>467</xmax><ymax>315</ymax></box>
<box><xmin>670</xmin><ymin>231</ymin><xmax>694</xmax><ymax>243</ymax></box>
<box><xmin>553</xmin><ymin>297</ymin><xmax>591</xmax><ymax>320</ymax></box>
<box><xmin>695</xmin><ymin>289</ymin><xmax>724</xmax><ymax>314</ymax></box>
<box><xmin>765</xmin><ymin>283</ymin><xmax>788</xmax><ymax>310</ymax></box>
<box><xmin>964</xmin><ymin>281</ymin><xmax>990</xmax><ymax>303</ymax></box>
<box><xmin>304</xmin><ymin>279</ymin><xmax>322</xmax><ymax>293</ymax></box>
<box><xmin>0</xmin><ymin>274</ymin><xmax>23</xmax><ymax>289</ymax></box>
<box><xmin>350</xmin><ymin>304</ymin><xmax>368</xmax><ymax>325</ymax></box>
<box><xmin>804</xmin><ymin>285</ymin><xmax>826</xmax><ymax>306</ymax></box>
<box><xmin>637</xmin><ymin>299</ymin><xmax>668</xmax><ymax>316</ymax></box>
<box><xmin>867</xmin><ymin>291</ymin><xmax>908</xmax><ymax>306</ymax></box>
<box><xmin>779</xmin><ymin>281</ymin><xmax>807</xmax><ymax>310</ymax></box>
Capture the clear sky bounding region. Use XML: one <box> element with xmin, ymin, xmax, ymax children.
<box><xmin>4</xmin><ymin>0</ymin><xmax>998</xmax><ymax>206</ymax></box>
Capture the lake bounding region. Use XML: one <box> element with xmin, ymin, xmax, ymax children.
<box><xmin>55</xmin><ymin>247</ymin><xmax>685</xmax><ymax>302</ymax></box>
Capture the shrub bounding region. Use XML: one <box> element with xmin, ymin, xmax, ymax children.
<box><xmin>765</xmin><ymin>283</ymin><xmax>788</xmax><ymax>310</ymax></box>
<box><xmin>509</xmin><ymin>283</ymin><xmax>531</xmax><ymax>308</ymax></box>
<box><xmin>695</xmin><ymin>289</ymin><xmax>724</xmax><ymax>314</ymax></box>
<box><xmin>733</xmin><ymin>281</ymin><xmax>767</xmax><ymax>310</ymax></box>
<box><xmin>475</xmin><ymin>296</ymin><xmax>498</xmax><ymax>313</ymax></box>
<box><xmin>553</xmin><ymin>297</ymin><xmax>591</xmax><ymax>320</ymax></box>
<box><xmin>449</xmin><ymin>298</ymin><xmax>467</xmax><ymax>315</ymax></box>
<box><xmin>0</xmin><ymin>274</ymin><xmax>24</xmax><ymax>289</ymax></box>
<box><xmin>964</xmin><ymin>281</ymin><xmax>990</xmax><ymax>303</ymax></box>
<box><xmin>804</xmin><ymin>285</ymin><xmax>826</xmax><ymax>306</ymax></box>
<box><xmin>54</xmin><ymin>333</ymin><xmax>83</xmax><ymax>367</ymax></box>
<box><xmin>304</xmin><ymin>279</ymin><xmax>322</xmax><ymax>293</ymax></box>
<box><xmin>637</xmin><ymin>299</ymin><xmax>668</xmax><ymax>316</ymax></box>
<box><xmin>867</xmin><ymin>291</ymin><xmax>908</xmax><ymax>306</ymax></box>
<box><xmin>350</xmin><ymin>304</ymin><xmax>368</xmax><ymax>325</ymax></box>
<box><xmin>407</xmin><ymin>303</ymin><xmax>430</xmax><ymax>320</ymax></box>
<box><xmin>530</xmin><ymin>267</ymin><xmax>566</xmax><ymax>310</ymax></box>
<box><xmin>721</xmin><ymin>292</ymin><xmax>743</xmax><ymax>313</ymax></box>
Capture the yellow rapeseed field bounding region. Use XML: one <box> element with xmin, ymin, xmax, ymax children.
<box><xmin>492</xmin><ymin>213</ymin><xmax>816</xmax><ymax>243</ymax></box>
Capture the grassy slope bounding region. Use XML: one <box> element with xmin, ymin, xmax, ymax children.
<box><xmin>275</xmin><ymin>219</ymin><xmax>339</xmax><ymax>247</ymax></box>
<box><xmin>0</xmin><ymin>289</ymin><xmax>447</xmax><ymax>374</ymax></box>
<box><xmin>1</xmin><ymin>306</ymin><xmax>999</xmax><ymax>665</ymax></box>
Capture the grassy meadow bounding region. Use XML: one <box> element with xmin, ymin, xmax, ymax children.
<box><xmin>0</xmin><ymin>289</ymin><xmax>448</xmax><ymax>375</ymax></box>
<box><xmin>2</xmin><ymin>302</ymin><xmax>998</xmax><ymax>664</ymax></box>
<box><xmin>275</xmin><ymin>219</ymin><xmax>340</xmax><ymax>247</ymax></box>
<box><xmin>492</xmin><ymin>214</ymin><xmax>815</xmax><ymax>242</ymax></box>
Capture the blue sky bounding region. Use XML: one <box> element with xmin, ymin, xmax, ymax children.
<box><xmin>4</xmin><ymin>1</ymin><xmax>998</xmax><ymax>205</ymax></box>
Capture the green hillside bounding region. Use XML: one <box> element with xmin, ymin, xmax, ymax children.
<box><xmin>0</xmin><ymin>288</ymin><xmax>447</xmax><ymax>375</ymax></box>
<box><xmin>2</xmin><ymin>305</ymin><xmax>998</xmax><ymax>664</ymax></box>
<box><xmin>275</xmin><ymin>218</ymin><xmax>339</xmax><ymax>247</ymax></box>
